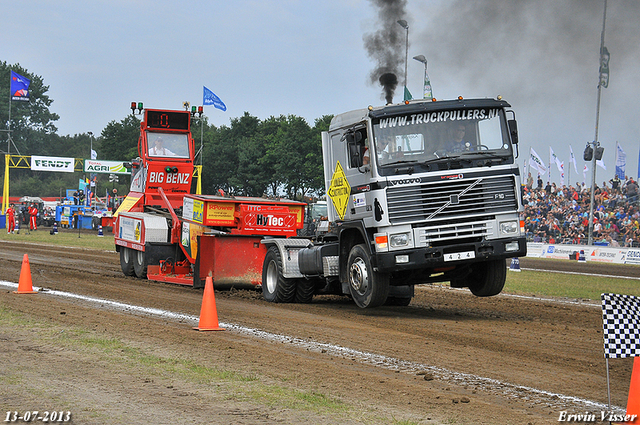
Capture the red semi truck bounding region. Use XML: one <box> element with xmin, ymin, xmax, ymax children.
<box><xmin>113</xmin><ymin>104</ymin><xmax>306</xmax><ymax>288</ymax></box>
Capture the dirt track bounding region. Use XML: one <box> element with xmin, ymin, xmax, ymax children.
<box><xmin>1</xmin><ymin>239</ymin><xmax>638</xmax><ymax>424</ymax></box>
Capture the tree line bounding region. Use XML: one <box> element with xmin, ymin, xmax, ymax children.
<box><xmin>0</xmin><ymin>62</ymin><xmax>331</xmax><ymax>200</ymax></box>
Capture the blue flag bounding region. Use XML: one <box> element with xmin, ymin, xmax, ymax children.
<box><xmin>203</xmin><ymin>86</ymin><xmax>226</xmax><ymax>111</ymax></box>
<box><xmin>10</xmin><ymin>70</ymin><xmax>31</xmax><ymax>101</ymax></box>
<box><xmin>615</xmin><ymin>141</ymin><xmax>626</xmax><ymax>180</ymax></box>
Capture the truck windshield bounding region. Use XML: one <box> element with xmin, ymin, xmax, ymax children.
<box><xmin>147</xmin><ymin>132</ymin><xmax>190</xmax><ymax>158</ymax></box>
<box><xmin>371</xmin><ymin>108</ymin><xmax>512</xmax><ymax>167</ymax></box>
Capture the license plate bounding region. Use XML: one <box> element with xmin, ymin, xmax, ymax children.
<box><xmin>444</xmin><ymin>251</ymin><xmax>475</xmax><ymax>262</ymax></box>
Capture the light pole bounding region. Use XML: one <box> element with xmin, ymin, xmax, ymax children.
<box><xmin>397</xmin><ymin>19</ymin><xmax>409</xmax><ymax>101</ymax></box>
<box><xmin>413</xmin><ymin>55</ymin><xmax>432</xmax><ymax>100</ymax></box>
<box><xmin>587</xmin><ymin>0</ymin><xmax>608</xmax><ymax>246</ymax></box>
<box><xmin>88</xmin><ymin>131</ymin><xmax>93</xmax><ymax>159</ymax></box>
<box><xmin>87</xmin><ymin>131</ymin><xmax>95</xmax><ymax>208</ymax></box>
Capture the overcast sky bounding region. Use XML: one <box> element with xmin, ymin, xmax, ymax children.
<box><xmin>2</xmin><ymin>0</ymin><xmax>639</xmax><ymax>185</ymax></box>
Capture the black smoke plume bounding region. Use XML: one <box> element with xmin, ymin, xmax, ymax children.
<box><xmin>363</xmin><ymin>0</ymin><xmax>408</xmax><ymax>104</ymax></box>
<box><xmin>378</xmin><ymin>73</ymin><xmax>398</xmax><ymax>104</ymax></box>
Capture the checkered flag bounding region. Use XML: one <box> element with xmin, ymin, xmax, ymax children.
<box><xmin>602</xmin><ymin>293</ymin><xmax>640</xmax><ymax>359</ymax></box>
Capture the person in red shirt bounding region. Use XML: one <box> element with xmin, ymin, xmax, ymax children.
<box><xmin>28</xmin><ymin>204</ymin><xmax>38</xmax><ymax>231</ymax></box>
<box><xmin>6</xmin><ymin>204</ymin><xmax>15</xmax><ymax>233</ymax></box>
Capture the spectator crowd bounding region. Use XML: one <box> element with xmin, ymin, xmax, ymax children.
<box><xmin>523</xmin><ymin>172</ymin><xmax>640</xmax><ymax>247</ymax></box>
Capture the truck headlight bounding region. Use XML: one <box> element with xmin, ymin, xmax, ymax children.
<box><xmin>390</xmin><ymin>233</ymin><xmax>410</xmax><ymax>248</ymax></box>
<box><xmin>499</xmin><ymin>221</ymin><xmax>519</xmax><ymax>235</ymax></box>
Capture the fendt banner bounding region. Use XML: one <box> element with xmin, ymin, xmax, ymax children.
<box><xmin>31</xmin><ymin>156</ymin><xmax>74</xmax><ymax>173</ymax></box>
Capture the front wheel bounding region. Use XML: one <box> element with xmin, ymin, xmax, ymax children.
<box><xmin>468</xmin><ymin>259</ymin><xmax>506</xmax><ymax>297</ymax></box>
<box><xmin>347</xmin><ymin>244</ymin><xmax>389</xmax><ymax>308</ymax></box>
<box><xmin>120</xmin><ymin>247</ymin><xmax>135</xmax><ymax>277</ymax></box>
<box><xmin>261</xmin><ymin>246</ymin><xmax>296</xmax><ymax>303</ymax></box>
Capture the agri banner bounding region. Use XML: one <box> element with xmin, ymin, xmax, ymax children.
<box><xmin>31</xmin><ymin>155</ymin><xmax>74</xmax><ymax>173</ymax></box>
<box><xmin>84</xmin><ymin>159</ymin><xmax>129</xmax><ymax>174</ymax></box>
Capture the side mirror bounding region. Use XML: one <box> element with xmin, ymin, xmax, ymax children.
<box><xmin>344</xmin><ymin>130</ymin><xmax>362</xmax><ymax>143</ymax></box>
<box><xmin>349</xmin><ymin>144</ymin><xmax>363</xmax><ymax>168</ymax></box>
<box><xmin>507</xmin><ymin>119</ymin><xmax>518</xmax><ymax>144</ymax></box>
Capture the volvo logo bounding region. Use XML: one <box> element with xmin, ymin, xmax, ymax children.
<box><xmin>389</xmin><ymin>177</ymin><xmax>421</xmax><ymax>186</ymax></box>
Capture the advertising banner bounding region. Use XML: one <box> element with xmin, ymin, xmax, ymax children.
<box><xmin>31</xmin><ymin>156</ymin><xmax>74</xmax><ymax>173</ymax></box>
<box><xmin>84</xmin><ymin>159</ymin><xmax>129</xmax><ymax>174</ymax></box>
<box><xmin>527</xmin><ymin>242</ymin><xmax>640</xmax><ymax>266</ymax></box>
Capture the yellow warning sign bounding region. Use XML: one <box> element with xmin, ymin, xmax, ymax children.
<box><xmin>327</xmin><ymin>161</ymin><xmax>350</xmax><ymax>220</ymax></box>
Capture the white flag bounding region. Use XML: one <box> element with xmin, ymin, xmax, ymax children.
<box><xmin>569</xmin><ymin>145</ymin><xmax>578</xmax><ymax>174</ymax></box>
<box><xmin>583</xmin><ymin>164</ymin><xmax>588</xmax><ymax>183</ymax></box>
<box><xmin>550</xmin><ymin>146</ymin><xmax>563</xmax><ymax>173</ymax></box>
<box><xmin>560</xmin><ymin>162</ymin><xmax>565</xmax><ymax>187</ymax></box>
<box><xmin>91</xmin><ymin>149</ymin><xmax>97</xmax><ymax>160</ymax></box>
<box><xmin>597</xmin><ymin>157</ymin><xmax>607</xmax><ymax>170</ymax></box>
<box><xmin>529</xmin><ymin>147</ymin><xmax>547</xmax><ymax>176</ymax></box>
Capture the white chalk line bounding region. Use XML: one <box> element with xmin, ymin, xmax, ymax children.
<box><xmin>520</xmin><ymin>267</ymin><xmax>640</xmax><ymax>281</ymax></box>
<box><xmin>0</xmin><ymin>280</ymin><xmax>622</xmax><ymax>413</ymax></box>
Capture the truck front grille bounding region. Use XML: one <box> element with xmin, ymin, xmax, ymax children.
<box><xmin>387</xmin><ymin>175</ymin><xmax>518</xmax><ymax>226</ymax></box>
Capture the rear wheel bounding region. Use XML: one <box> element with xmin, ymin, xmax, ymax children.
<box><xmin>133</xmin><ymin>249</ymin><xmax>148</xmax><ymax>279</ymax></box>
<box><xmin>467</xmin><ymin>259</ymin><xmax>506</xmax><ymax>297</ymax></box>
<box><xmin>120</xmin><ymin>247</ymin><xmax>135</xmax><ymax>276</ymax></box>
<box><xmin>261</xmin><ymin>247</ymin><xmax>296</xmax><ymax>303</ymax></box>
<box><xmin>347</xmin><ymin>244</ymin><xmax>389</xmax><ymax>308</ymax></box>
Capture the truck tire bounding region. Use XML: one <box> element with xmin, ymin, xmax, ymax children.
<box><xmin>293</xmin><ymin>279</ymin><xmax>315</xmax><ymax>304</ymax></box>
<box><xmin>120</xmin><ymin>247</ymin><xmax>135</xmax><ymax>277</ymax></box>
<box><xmin>133</xmin><ymin>250</ymin><xmax>148</xmax><ymax>279</ymax></box>
<box><xmin>468</xmin><ymin>259</ymin><xmax>506</xmax><ymax>297</ymax></box>
<box><xmin>347</xmin><ymin>244</ymin><xmax>390</xmax><ymax>308</ymax></box>
<box><xmin>261</xmin><ymin>246</ymin><xmax>296</xmax><ymax>303</ymax></box>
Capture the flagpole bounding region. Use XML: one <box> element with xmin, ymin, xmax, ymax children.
<box><xmin>588</xmin><ymin>0</ymin><xmax>608</xmax><ymax>246</ymax></box>
<box><xmin>3</xmin><ymin>71</ymin><xmax>12</xmax><ymax>215</ymax></box>
<box><xmin>7</xmin><ymin>70</ymin><xmax>11</xmax><ymax>156</ymax></box>
<box><xmin>548</xmin><ymin>148</ymin><xmax>552</xmax><ymax>185</ymax></box>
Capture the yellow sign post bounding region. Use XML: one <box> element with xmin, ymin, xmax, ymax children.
<box><xmin>327</xmin><ymin>161</ymin><xmax>350</xmax><ymax>220</ymax></box>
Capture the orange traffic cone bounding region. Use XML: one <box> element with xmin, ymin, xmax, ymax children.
<box><xmin>13</xmin><ymin>254</ymin><xmax>38</xmax><ymax>294</ymax></box>
<box><xmin>193</xmin><ymin>276</ymin><xmax>224</xmax><ymax>331</ymax></box>
<box><xmin>622</xmin><ymin>356</ymin><xmax>640</xmax><ymax>423</ymax></box>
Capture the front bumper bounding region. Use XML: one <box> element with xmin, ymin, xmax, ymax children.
<box><xmin>374</xmin><ymin>237</ymin><xmax>527</xmax><ymax>273</ymax></box>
